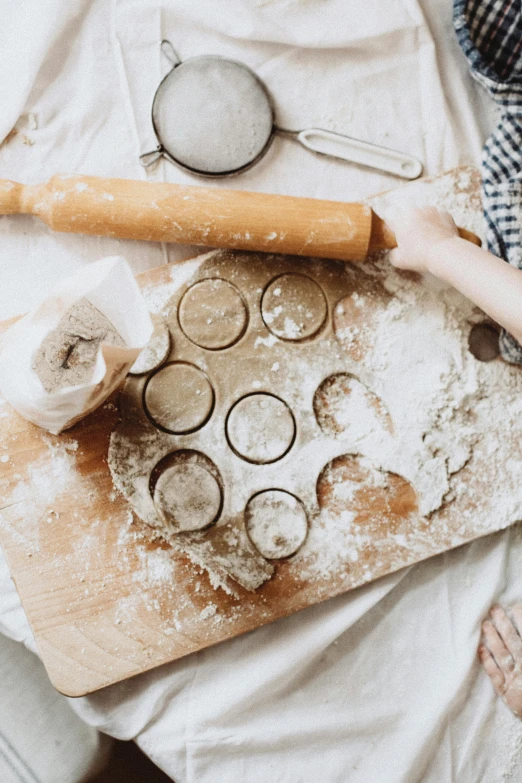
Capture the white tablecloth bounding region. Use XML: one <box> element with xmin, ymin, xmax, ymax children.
<box><xmin>2</xmin><ymin>1</ymin><xmax>522</xmax><ymax>780</ymax></box>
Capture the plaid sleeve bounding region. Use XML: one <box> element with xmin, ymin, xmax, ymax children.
<box><xmin>454</xmin><ymin>0</ymin><xmax>522</xmax><ymax>364</ymax></box>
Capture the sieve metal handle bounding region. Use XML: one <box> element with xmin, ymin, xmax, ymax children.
<box><xmin>160</xmin><ymin>40</ymin><xmax>181</xmax><ymax>67</ymax></box>
<box><xmin>294</xmin><ymin>128</ymin><xmax>423</xmax><ymax>180</ymax></box>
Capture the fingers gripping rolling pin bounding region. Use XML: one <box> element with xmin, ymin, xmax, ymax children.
<box><xmin>0</xmin><ymin>175</ymin><xmax>480</xmax><ymax>261</ymax></box>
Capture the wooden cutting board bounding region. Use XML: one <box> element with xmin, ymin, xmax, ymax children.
<box><xmin>0</xmin><ymin>166</ymin><xmax>519</xmax><ymax>698</ymax></box>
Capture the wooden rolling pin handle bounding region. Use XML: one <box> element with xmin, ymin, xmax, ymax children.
<box><xmin>456</xmin><ymin>227</ymin><xmax>482</xmax><ymax>246</ymax></box>
<box><xmin>0</xmin><ymin>180</ymin><xmax>25</xmax><ymax>214</ymax></box>
<box><xmin>369</xmin><ymin>212</ymin><xmax>482</xmax><ymax>252</ymax></box>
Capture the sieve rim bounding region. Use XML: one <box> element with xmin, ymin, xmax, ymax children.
<box><xmin>150</xmin><ymin>54</ymin><xmax>277</xmax><ymax>178</ymax></box>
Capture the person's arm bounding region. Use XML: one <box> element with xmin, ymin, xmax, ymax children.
<box><xmin>385</xmin><ymin>207</ymin><xmax>522</xmax><ymax>345</ymax></box>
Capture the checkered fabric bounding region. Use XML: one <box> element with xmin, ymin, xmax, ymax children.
<box><xmin>454</xmin><ymin>0</ymin><xmax>522</xmax><ymax>363</ymax></box>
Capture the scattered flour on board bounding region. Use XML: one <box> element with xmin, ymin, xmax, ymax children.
<box><xmin>0</xmin><ymin>437</ymin><xmax>78</xmax><ymax>552</ymax></box>
<box><xmin>108</xmin><ymin>173</ymin><xmax>522</xmax><ymax>596</ymax></box>
<box><xmin>5</xmin><ymin>171</ymin><xmax>522</xmax><ymax>621</ymax></box>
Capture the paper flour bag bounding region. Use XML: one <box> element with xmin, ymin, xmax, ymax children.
<box><xmin>0</xmin><ymin>256</ymin><xmax>153</xmax><ymax>434</ymax></box>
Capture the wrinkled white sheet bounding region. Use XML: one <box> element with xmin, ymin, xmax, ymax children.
<box><xmin>1</xmin><ymin>1</ymin><xmax>522</xmax><ymax>780</ymax></box>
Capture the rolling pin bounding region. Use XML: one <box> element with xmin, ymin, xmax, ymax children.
<box><xmin>0</xmin><ymin>175</ymin><xmax>480</xmax><ymax>261</ymax></box>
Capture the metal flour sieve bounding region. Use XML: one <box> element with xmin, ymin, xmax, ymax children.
<box><xmin>140</xmin><ymin>40</ymin><xmax>423</xmax><ymax>180</ymax></box>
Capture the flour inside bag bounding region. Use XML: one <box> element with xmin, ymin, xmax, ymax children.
<box><xmin>0</xmin><ymin>256</ymin><xmax>153</xmax><ymax>434</ymax></box>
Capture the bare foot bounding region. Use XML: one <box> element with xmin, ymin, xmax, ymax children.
<box><xmin>479</xmin><ymin>605</ymin><xmax>522</xmax><ymax>718</ymax></box>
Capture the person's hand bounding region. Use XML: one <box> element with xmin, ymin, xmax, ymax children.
<box><xmin>385</xmin><ymin>207</ymin><xmax>460</xmax><ymax>274</ymax></box>
<box><xmin>479</xmin><ymin>605</ymin><xmax>522</xmax><ymax>719</ymax></box>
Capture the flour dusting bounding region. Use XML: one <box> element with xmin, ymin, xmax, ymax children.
<box><xmin>4</xmin><ymin>168</ymin><xmax>522</xmax><ymax>646</ymax></box>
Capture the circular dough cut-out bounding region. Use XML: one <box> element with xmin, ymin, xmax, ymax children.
<box><xmin>130</xmin><ymin>314</ymin><xmax>171</xmax><ymax>375</ymax></box>
<box><xmin>245</xmin><ymin>490</ymin><xmax>308</xmax><ymax>559</ymax></box>
<box><xmin>144</xmin><ymin>362</ymin><xmax>214</xmax><ymax>433</ymax></box>
<box><xmin>154</xmin><ymin>461</ymin><xmax>222</xmax><ymax>532</ymax></box>
<box><xmin>226</xmin><ymin>393</ymin><xmax>295</xmax><ymax>464</ymax></box>
<box><xmin>261</xmin><ymin>273</ymin><xmax>327</xmax><ymax>341</ymax></box>
<box><xmin>313</xmin><ymin>373</ymin><xmax>393</xmax><ymax>438</ymax></box>
<box><xmin>179</xmin><ymin>278</ymin><xmax>248</xmax><ymax>350</ymax></box>
<box><xmin>468</xmin><ymin>322</ymin><xmax>500</xmax><ymax>362</ymax></box>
